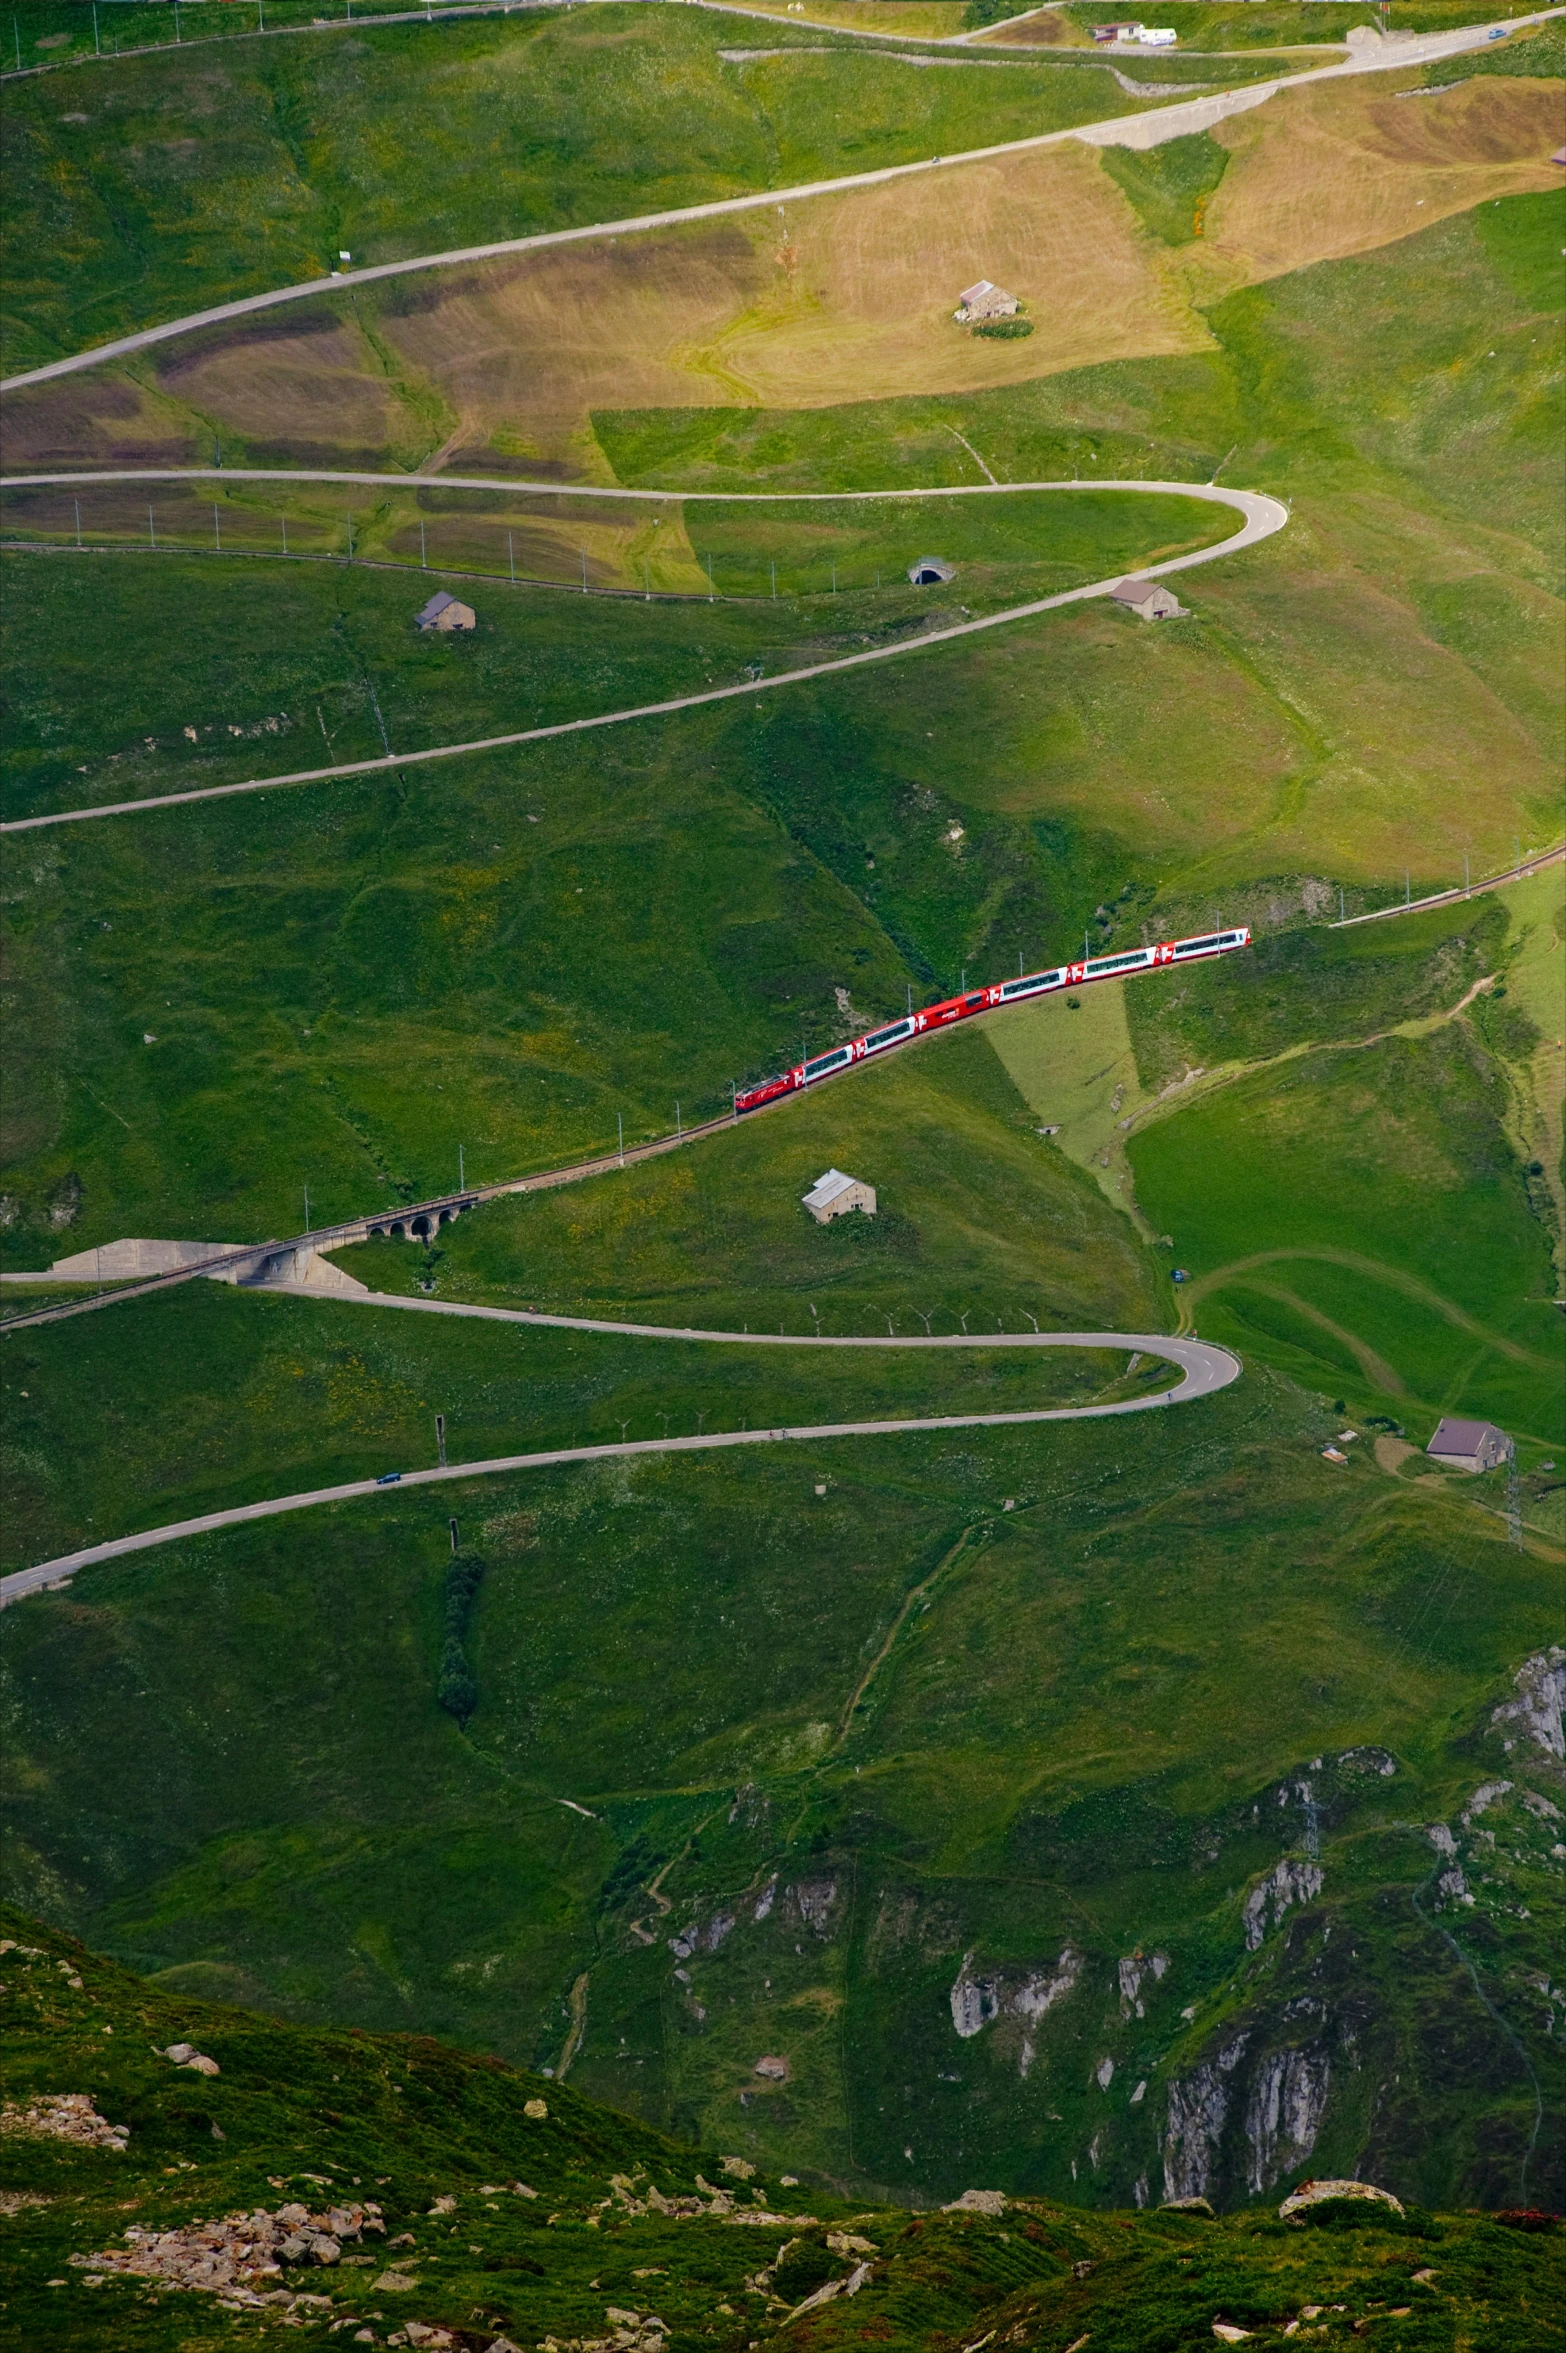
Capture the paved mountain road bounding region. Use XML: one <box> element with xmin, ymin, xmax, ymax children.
<box><xmin>2</xmin><ymin>6</ymin><xmax>1555</xmax><ymax>396</ymax></box>
<box><xmin>0</xmin><ymin>477</ymin><xmax>1287</xmax><ymax>834</ymax></box>
<box><xmin>0</xmin><ymin>1311</ymin><xmax>1240</xmax><ymax>1607</ymax></box>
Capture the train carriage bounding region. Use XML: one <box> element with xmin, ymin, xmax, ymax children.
<box><xmin>733</xmin><ymin>928</ymin><xmax>1250</xmax><ymax>1114</ymax></box>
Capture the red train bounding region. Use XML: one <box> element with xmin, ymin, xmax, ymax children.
<box><xmin>735</xmin><ymin>926</ymin><xmax>1252</xmax><ymax>1115</ymax></box>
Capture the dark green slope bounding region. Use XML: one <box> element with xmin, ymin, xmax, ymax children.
<box><xmin>3</xmin><ymin>1905</ymin><xmax>1561</xmax><ymax>2353</ymax></box>
<box><xmin>5</xmin><ymin>1360</ymin><xmax>1562</xmax><ymax>2214</ymax></box>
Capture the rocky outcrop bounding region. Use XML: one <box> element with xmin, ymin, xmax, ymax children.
<box><xmin>1162</xmin><ymin>2034</ymin><xmax>1250</xmax><ymax>2202</ymax></box>
<box><xmin>1492</xmin><ymin>1650</ymin><xmax>1566</xmax><ymax>1759</ymax></box>
<box><xmin>1278</xmin><ymin>2179</ymin><xmax>1403</xmax><ymax>2220</ymax></box>
<box><xmin>949</xmin><ymin>1946</ymin><xmax>1081</xmax><ymax>2042</ymax></box>
<box><xmin>1244</xmin><ymin>2045</ymin><xmax>1331</xmax><ymax>2193</ymax></box>
<box><xmin>1117</xmin><ymin>1950</ymin><xmax>1169</xmax><ymax>2016</ymax></box>
<box><xmin>1242</xmin><ymin>1859</ymin><xmax>1323</xmax><ymax>1951</ymax></box>
<box><xmin>950</xmin><ymin>1953</ymin><xmax>1000</xmax><ymax>2039</ymax></box>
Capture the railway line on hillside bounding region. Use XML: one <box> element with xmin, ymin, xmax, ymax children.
<box><xmin>0</xmin><ymin>1319</ymin><xmax>1241</xmax><ymax>1608</ymax></box>
<box><xmin>0</xmin><ymin>474</ymin><xmax>1287</xmax><ymax>834</ymax></box>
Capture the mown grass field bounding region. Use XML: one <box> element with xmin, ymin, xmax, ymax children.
<box><xmin>0</xmin><ymin>0</ymin><xmax>1216</xmax><ymax>375</ymax></box>
<box><xmin>8</xmin><ymin>1907</ymin><xmax>1561</xmax><ymax>2353</ymax></box>
<box><xmin>12</xmin><ymin>65</ymin><xmax>1557</xmax><ymax>482</ymax></box>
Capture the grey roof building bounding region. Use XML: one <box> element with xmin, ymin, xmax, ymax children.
<box><xmin>1426</xmin><ymin>1417</ymin><xmax>1510</xmax><ymax>1473</ymax></box>
<box><xmin>416</xmin><ymin>589</ymin><xmax>476</xmax><ymax>632</ymax></box>
<box><xmin>1110</xmin><ymin>576</ymin><xmax>1185</xmax><ymax>620</ymax></box>
<box><xmin>802</xmin><ymin>1168</ymin><xmax>877</xmax><ymax>1224</ymax></box>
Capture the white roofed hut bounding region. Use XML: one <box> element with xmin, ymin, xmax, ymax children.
<box><xmin>954</xmin><ymin>279</ymin><xmax>1019</xmax><ymax>324</ymax></box>
<box><xmin>802</xmin><ymin>1168</ymin><xmax>877</xmax><ymax>1224</ymax></box>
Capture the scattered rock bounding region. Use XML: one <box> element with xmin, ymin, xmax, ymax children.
<box><xmin>524</xmin><ymin>2098</ymin><xmax>548</xmax><ymax>2120</ymax></box>
<box><xmin>1161</xmin><ymin>2196</ymin><xmax>1214</xmax><ymax>2217</ymax></box>
<box><xmin>752</xmin><ymin>2056</ymin><xmax>789</xmax><ymax>2081</ymax></box>
<box><xmin>69</xmin><ymin>2198</ymin><xmax>383</xmax><ymax>2303</ymax></box>
<box><xmin>1</xmin><ymin>2095</ymin><xmax>128</xmax><ymax>2151</ymax></box>
<box><xmin>161</xmin><ymin>2043</ymin><xmax>220</xmax><ymax>2076</ymax></box>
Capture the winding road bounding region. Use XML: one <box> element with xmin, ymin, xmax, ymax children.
<box><xmin>0</xmin><ymin>1307</ymin><xmax>1241</xmax><ymax>1608</ymax></box>
<box><xmin>0</xmin><ymin>475</ymin><xmax>1287</xmax><ymax>834</ymax></box>
<box><xmin>1</xmin><ymin>6</ymin><xmax>1554</xmax><ymax>396</ymax></box>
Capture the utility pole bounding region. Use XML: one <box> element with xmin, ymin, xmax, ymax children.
<box><xmin>617</xmin><ymin>1113</ymin><xmax>624</xmax><ymax>1168</ymax></box>
<box><xmin>675</xmin><ymin>1100</ymin><xmax>681</xmax><ymax>1138</ymax></box>
<box><xmin>420</xmin><ymin>518</ymin><xmax>426</xmax><ymax>568</ymax></box>
<box><xmin>281</xmin><ymin>514</ymin><xmax>288</xmax><ymax>555</ymax></box>
<box><xmin>448</xmin><ymin>1515</ymin><xmax>459</xmax><ymax>1554</ymax></box>
<box><xmin>1339</xmin><ymin>885</ymin><xmax>1345</xmax><ymax>923</ymax></box>
<box><xmin>508</xmin><ymin>531</ymin><xmax>515</xmax><ymax>583</ymax></box>
<box><xmin>1506</xmin><ymin>1435</ymin><xmax>1522</xmax><ymax>1550</ymax></box>
<box><xmin>458</xmin><ymin>1144</ymin><xmax>465</xmax><ymax>1190</ymax></box>
<box><xmin>706</xmin><ymin>552</ymin><xmax>714</xmax><ymax>600</ymax></box>
<box><xmin>93</xmin><ymin>3</ymin><xmax>100</xmax><ymax>56</ymax></box>
<box><xmin>435</xmin><ymin>1413</ymin><xmax>447</xmax><ymax>1467</ymax></box>
<box><xmin>1405</xmin><ymin>869</ymin><xmax>1410</xmax><ymax>906</ymax></box>
<box><xmin>148</xmin><ymin>507</ymin><xmax>156</xmax><ymax>548</ymax></box>
<box><xmin>581</xmin><ymin>548</ymin><xmax>588</xmax><ymax>593</ymax></box>
<box><xmin>1465</xmin><ymin>850</ymin><xmax>1471</xmax><ymax>896</ymax></box>
<box><xmin>303</xmin><ymin>1185</ymin><xmax>311</xmax><ymax>1232</ymax></box>
<box><xmin>770</xmin><ymin>558</ymin><xmax>777</xmax><ymax>601</ymax></box>
<box><xmin>347</xmin><ymin>517</ymin><xmax>354</xmax><ymax>563</ymax></box>
<box><xmin>74</xmin><ymin>499</ymin><xmax>81</xmax><ymax>548</ymax></box>
<box><xmin>213</xmin><ymin>503</ymin><xmax>221</xmax><ymax>551</ymax></box>
<box><xmin>644</xmin><ymin>557</ymin><xmax>651</xmax><ymax>600</ymax></box>
<box><xmin>730</xmin><ymin>1082</ymin><xmax>737</xmax><ymax>1124</ymax></box>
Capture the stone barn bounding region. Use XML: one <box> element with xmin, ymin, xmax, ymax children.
<box><xmin>1110</xmin><ymin>576</ymin><xmax>1185</xmax><ymax>620</ymax></box>
<box><xmin>416</xmin><ymin>590</ymin><xmax>477</xmax><ymax>632</ymax></box>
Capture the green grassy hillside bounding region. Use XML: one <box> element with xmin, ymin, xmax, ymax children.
<box><xmin>7</xmin><ymin>1905</ymin><xmax>1561</xmax><ymax>2353</ymax></box>
<box><xmin>5</xmin><ymin>1351</ymin><xmax>1563</xmax><ymax>2214</ymax></box>
<box><xmin>0</xmin><ymin>487</ymin><xmax>1229</xmax><ymax>822</ymax></box>
<box><xmin>1120</xmin><ymin>874</ymin><xmax>1565</xmax><ymax>1444</ymax></box>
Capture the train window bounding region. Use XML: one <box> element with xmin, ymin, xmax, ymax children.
<box><xmin>864</xmin><ymin>1019</ymin><xmax>913</xmax><ymax>1051</ymax></box>
<box><xmin>805</xmin><ymin>1047</ymin><xmax>850</xmax><ymax>1078</ymax></box>
<box><xmin>1173</xmin><ymin>935</ymin><xmax>1221</xmax><ymax>956</ymax></box>
<box><xmin>963</xmin><ymin>994</ymin><xmax>986</xmax><ymax>1011</ymax></box>
<box><xmin>1086</xmin><ymin>951</ymin><xmax>1147</xmax><ymax>975</ymax></box>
